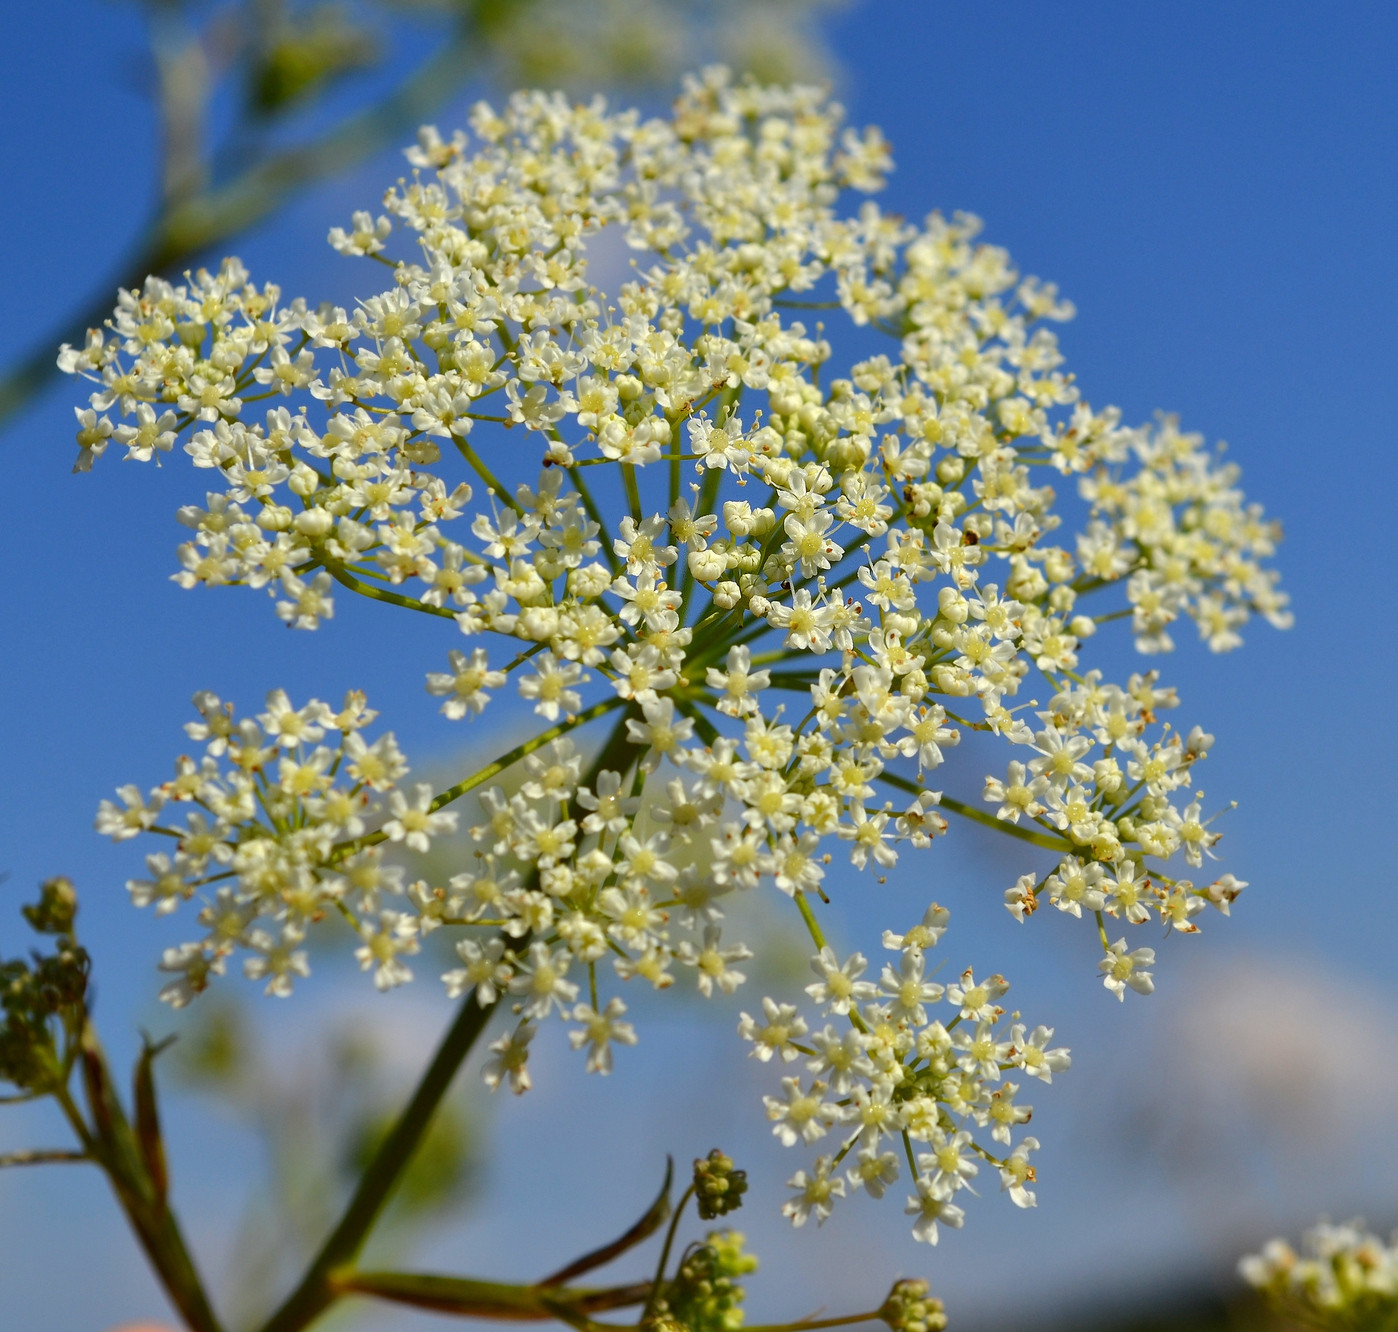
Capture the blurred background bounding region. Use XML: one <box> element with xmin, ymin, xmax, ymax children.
<box><xmin>2</xmin><ymin>1</ymin><xmax>1396</xmax><ymax>1328</ymax></box>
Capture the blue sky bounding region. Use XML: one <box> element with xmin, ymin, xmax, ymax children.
<box><xmin>1</xmin><ymin>2</ymin><xmax>1396</xmax><ymax>1328</ymax></box>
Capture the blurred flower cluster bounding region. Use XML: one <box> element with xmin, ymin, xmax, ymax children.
<box><xmin>1242</xmin><ymin>1220</ymin><xmax>1398</xmax><ymax>1331</ymax></box>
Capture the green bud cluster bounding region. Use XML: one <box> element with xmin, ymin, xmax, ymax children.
<box><xmin>664</xmin><ymin>1230</ymin><xmax>758</xmax><ymax>1332</ymax></box>
<box><xmin>879</xmin><ymin>1279</ymin><xmax>947</xmax><ymax>1332</ymax></box>
<box><xmin>693</xmin><ymin>1148</ymin><xmax>748</xmax><ymax>1221</ymax></box>
<box><xmin>1</xmin><ymin>879</ymin><xmax>89</xmax><ymax>1094</ymax></box>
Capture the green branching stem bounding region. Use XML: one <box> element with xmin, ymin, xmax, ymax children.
<box><xmin>742</xmin><ymin>1315</ymin><xmax>884</xmax><ymax>1332</ymax></box>
<box><xmin>541</xmin><ymin>1158</ymin><xmax>673</xmax><ymax>1287</ymax></box>
<box><xmin>792</xmin><ymin>890</ymin><xmax>829</xmax><ymax>951</ymax></box>
<box><xmin>321</xmin><ymin>557</ymin><xmax>459</xmax><ymax>620</ymax></box>
<box><xmin>261</xmin><ymin>708</ymin><xmax>642</xmax><ymax>1332</ymax></box>
<box><xmin>763</xmin><ymin>670</ymin><xmax>823</xmax><ymax>692</ymax></box>
<box><xmin>456</xmin><ymin>437</ymin><xmax>523</xmax><ymax>511</ymax></box>
<box><xmin>328</xmin><ymin>1270</ymin><xmax>652</xmax><ymax>1320</ymax></box>
<box><xmin>57</xmin><ymin>1031</ymin><xmax>225</xmax><ymax>1332</ymax></box>
<box><xmin>623</xmin><ymin>463</ymin><xmax>644</xmax><ymax>523</ymax></box>
<box><xmin>566</xmin><ymin>464</ymin><xmax>619</xmax><ymax>575</ymax></box>
<box><xmin>426</xmin><ymin>698</ymin><xmax>624</xmax><ymax>814</ymax></box>
<box><xmin>937</xmin><ymin>793</ymin><xmax>1068</xmax><ymax>853</ymax></box>
<box><xmin>792</xmin><ymin>891</ymin><xmax>868</xmax><ymax>1033</ymax></box>
<box><xmin>257</xmin><ymin>991</ymin><xmax>500</xmax><ymax>1332</ymax></box>
<box><xmin>331</xmin><ymin>696</ymin><xmax>625</xmax><ymax>861</ymax></box>
<box><xmin>878</xmin><ymin>771</ymin><xmax>1069</xmax><ymax>854</ymax></box>
<box><xmin>646</xmin><ymin>1182</ymin><xmax>696</xmax><ymax>1316</ymax></box>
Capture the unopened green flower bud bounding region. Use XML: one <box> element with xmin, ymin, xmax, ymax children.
<box><xmin>693</xmin><ymin>1148</ymin><xmax>748</xmax><ymax>1220</ymax></box>
<box><xmin>23</xmin><ymin>877</ymin><xmax>78</xmax><ymax>936</ymax></box>
<box><xmin>642</xmin><ymin>1312</ymin><xmax>689</xmax><ymax>1332</ymax></box>
<box><xmin>879</xmin><ymin>1279</ymin><xmax>946</xmax><ymax>1332</ymax></box>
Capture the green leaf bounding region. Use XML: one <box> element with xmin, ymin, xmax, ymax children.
<box><xmin>133</xmin><ymin>1033</ymin><xmax>176</xmax><ymax>1203</ymax></box>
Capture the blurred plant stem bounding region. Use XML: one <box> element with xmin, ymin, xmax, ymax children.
<box><xmin>0</xmin><ymin>0</ymin><xmax>485</xmax><ymax>427</ymax></box>
<box><xmin>170</xmin><ymin>988</ymin><xmax>478</xmax><ymax>1327</ymax></box>
<box><xmin>61</xmin><ymin>1023</ymin><xmax>225</xmax><ymax>1332</ymax></box>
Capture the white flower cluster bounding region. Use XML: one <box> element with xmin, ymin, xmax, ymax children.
<box><xmin>986</xmin><ymin>668</ymin><xmax>1247</xmax><ymax>999</ymax></box>
<box><xmin>744</xmin><ymin>904</ymin><xmax>1067</xmax><ymax>1244</ymax></box>
<box><xmin>96</xmin><ymin>689</ymin><xmax>464</xmax><ymax>1005</ymax></box>
<box><xmin>1241</xmin><ymin>1220</ymin><xmax>1398</xmax><ymax>1329</ymax></box>
<box><xmin>69</xmin><ymin>68</ymin><xmax>1287</xmax><ymax>1246</ymax></box>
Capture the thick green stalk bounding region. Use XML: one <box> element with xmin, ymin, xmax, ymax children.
<box><xmin>257</xmin><ymin>990</ymin><xmax>499</xmax><ymax>1332</ymax></box>
<box><xmin>62</xmin><ymin>1031</ymin><xmax>225</xmax><ymax>1332</ymax></box>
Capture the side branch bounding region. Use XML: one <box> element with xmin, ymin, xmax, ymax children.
<box><xmin>878</xmin><ymin>773</ymin><xmax>1069</xmax><ymax>854</ymax></box>
<box><xmin>542</xmin><ymin>1158</ymin><xmax>672</xmax><ymax>1286</ymax></box>
<box><xmin>321</xmin><ymin>558</ymin><xmax>459</xmax><ymax>620</ymax></box>
<box><xmin>64</xmin><ymin>1025</ymin><xmax>226</xmax><ymax>1332</ymax></box>
<box><xmin>937</xmin><ymin>794</ymin><xmax>1068</xmax><ymax>853</ymax></box>
<box><xmin>330</xmin><ymin>1270</ymin><xmax>652</xmax><ymax>1320</ymax></box>
<box><xmin>428</xmin><ymin>696</ymin><xmax>626</xmax><ymax>814</ymax></box>
<box><xmin>331</xmin><ymin>697</ymin><xmax>626</xmax><ymax>862</ymax></box>
<box><xmin>258</xmin><ymin>989</ymin><xmax>500</xmax><ymax>1332</ymax></box>
<box><xmin>0</xmin><ymin>1148</ymin><xmax>90</xmax><ymax>1167</ymax></box>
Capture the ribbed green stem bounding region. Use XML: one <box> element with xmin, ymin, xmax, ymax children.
<box><xmin>61</xmin><ymin>1032</ymin><xmax>225</xmax><ymax>1332</ymax></box>
<box><xmin>257</xmin><ymin>991</ymin><xmax>498</xmax><ymax>1332</ymax></box>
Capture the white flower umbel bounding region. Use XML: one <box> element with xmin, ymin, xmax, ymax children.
<box><xmin>74</xmin><ymin>68</ymin><xmax>1287</xmax><ymax>1247</ymax></box>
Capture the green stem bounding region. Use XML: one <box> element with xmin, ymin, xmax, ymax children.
<box><xmin>262</xmin><ymin>710</ymin><xmax>640</xmax><ymax>1332</ymax></box>
<box><xmin>742</xmin><ymin>1314</ymin><xmax>884</xmax><ymax>1332</ymax></box>
<box><xmin>427</xmin><ymin>699</ymin><xmax>623</xmax><ymax>814</ymax></box>
<box><xmin>456</xmin><ymin>438</ymin><xmax>522</xmax><ymax>511</ymax></box>
<box><xmin>61</xmin><ymin>1039</ymin><xmax>225</xmax><ymax>1332</ymax></box>
<box><xmin>566</xmin><ymin>465</ymin><xmax>619</xmax><ymax>575</ymax></box>
<box><xmin>0</xmin><ymin>1148</ymin><xmax>89</xmax><ymax>1166</ymax></box>
<box><xmin>669</xmin><ymin>420</ymin><xmax>682</xmax><ymax>513</ymax></box>
<box><xmin>332</xmin><ymin>697</ymin><xmax>624</xmax><ymax>860</ymax></box>
<box><xmin>937</xmin><ymin>793</ymin><xmax>1068</xmax><ymax>853</ymax></box>
<box><xmin>646</xmin><ymin>1183</ymin><xmax>695</xmax><ymax>1315</ymax></box>
<box><xmin>877</xmin><ymin>773</ymin><xmax>1069</xmax><ymax>854</ymax></box>
<box><xmin>330</xmin><ymin>1270</ymin><xmax>652</xmax><ymax>1320</ymax></box>
<box><xmin>793</xmin><ymin>890</ymin><xmax>828</xmax><ymax>951</ymax></box>
<box><xmin>793</xmin><ymin>891</ymin><xmax>868</xmax><ymax>1034</ymax></box>
<box><xmin>257</xmin><ymin>991</ymin><xmax>500</xmax><ymax>1332</ymax></box>
<box><xmin>622</xmin><ymin>463</ymin><xmax>643</xmax><ymax>523</ymax></box>
<box><xmin>321</xmin><ymin>558</ymin><xmax>458</xmax><ymax>620</ymax></box>
<box><xmin>764</xmin><ymin>671</ymin><xmax>821</xmax><ymax>692</ymax></box>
